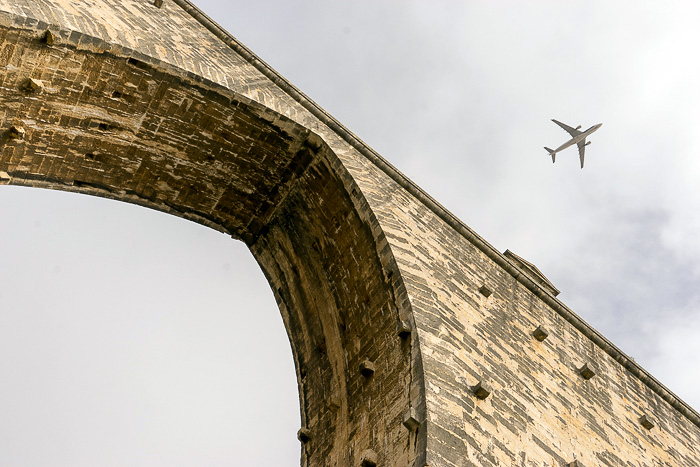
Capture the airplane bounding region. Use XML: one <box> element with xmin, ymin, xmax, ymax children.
<box><xmin>545</xmin><ymin>119</ymin><xmax>602</xmax><ymax>168</ymax></box>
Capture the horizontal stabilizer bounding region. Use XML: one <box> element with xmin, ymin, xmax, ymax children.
<box><xmin>544</xmin><ymin>147</ymin><xmax>556</xmax><ymax>163</ymax></box>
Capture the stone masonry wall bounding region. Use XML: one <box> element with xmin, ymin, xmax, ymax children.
<box><xmin>1</xmin><ymin>1</ymin><xmax>699</xmax><ymax>466</ymax></box>
<box><xmin>0</xmin><ymin>3</ymin><xmax>423</xmax><ymax>465</ymax></box>
<box><xmin>366</xmin><ymin>169</ymin><xmax>700</xmax><ymax>465</ymax></box>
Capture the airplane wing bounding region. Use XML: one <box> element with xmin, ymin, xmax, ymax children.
<box><xmin>552</xmin><ymin>119</ymin><xmax>582</xmax><ymax>137</ymax></box>
<box><xmin>577</xmin><ymin>139</ymin><xmax>586</xmax><ymax>168</ymax></box>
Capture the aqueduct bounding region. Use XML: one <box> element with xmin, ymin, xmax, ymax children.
<box><xmin>1</xmin><ymin>1</ymin><xmax>699</xmax><ymax>465</ymax></box>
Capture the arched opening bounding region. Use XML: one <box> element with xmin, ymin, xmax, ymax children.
<box><xmin>0</xmin><ymin>186</ymin><xmax>300</xmax><ymax>465</ymax></box>
<box><xmin>0</xmin><ymin>14</ymin><xmax>420</xmax><ymax>465</ymax></box>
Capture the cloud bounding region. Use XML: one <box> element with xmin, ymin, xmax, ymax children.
<box><xmin>646</xmin><ymin>307</ymin><xmax>700</xmax><ymax>410</ymax></box>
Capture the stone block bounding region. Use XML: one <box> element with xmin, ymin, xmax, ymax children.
<box><xmin>402</xmin><ymin>407</ymin><xmax>420</xmax><ymax>431</ymax></box>
<box><xmin>478</xmin><ymin>285</ymin><xmax>493</xmax><ymax>297</ymax></box>
<box><xmin>640</xmin><ymin>414</ymin><xmax>656</xmax><ymax>430</ymax></box>
<box><xmin>533</xmin><ymin>325</ymin><xmax>549</xmax><ymax>341</ymax></box>
<box><xmin>472</xmin><ymin>381</ymin><xmax>491</xmax><ymax>400</ymax></box>
<box><xmin>578</xmin><ymin>363</ymin><xmax>596</xmax><ymax>380</ymax></box>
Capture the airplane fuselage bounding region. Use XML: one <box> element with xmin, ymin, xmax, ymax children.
<box><xmin>553</xmin><ymin>123</ymin><xmax>602</xmax><ymax>153</ymax></box>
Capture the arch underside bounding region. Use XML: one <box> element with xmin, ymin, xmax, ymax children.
<box><xmin>5</xmin><ymin>2</ymin><xmax>700</xmax><ymax>467</ymax></box>
<box><xmin>0</xmin><ymin>19</ymin><xmax>424</xmax><ymax>466</ymax></box>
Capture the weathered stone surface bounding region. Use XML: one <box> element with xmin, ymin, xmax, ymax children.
<box><xmin>1</xmin><ymin>1</ymin><xmax>699</xmax><ymax>466</ymax></box>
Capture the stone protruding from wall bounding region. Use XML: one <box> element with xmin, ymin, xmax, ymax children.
<box><xmin>1</xmin><ymin>1</ymin><xmax>699</xmax><ymax>466</ymax></box>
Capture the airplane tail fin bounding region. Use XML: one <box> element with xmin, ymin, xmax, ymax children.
<box><xmin>544</xmin><ymin>147</ymin><xmax>556</xmax><ymax>163</ymax></box>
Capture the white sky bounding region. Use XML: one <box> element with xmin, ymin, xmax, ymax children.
<box><xmin>2</xmin><ymin>1</ymin><xmax>700</xmax><ymax>465</ymax></box>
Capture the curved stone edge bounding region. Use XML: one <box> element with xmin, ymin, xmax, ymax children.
<box><xmin>0</xmin><ymin>11</ymin><xmax>429</xmax><ymax>464</ymax></box>
<box><xmin>169</xmin><ymin>0</ymin><xmax>700</xmax><ymax>429</ymax></box>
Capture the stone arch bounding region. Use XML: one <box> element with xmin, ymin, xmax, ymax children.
<box><xmin>0</xmin><ymin>9</ymin><xmax>425</xmax><ymax>467</ymax></box>
<box><xmin>6</xmin><ymin>2</ymin><xmax>700</xmax><ymax>467</ymax></box>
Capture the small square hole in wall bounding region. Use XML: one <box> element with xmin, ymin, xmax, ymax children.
<box><xmin>153</xmin><ymin>0</ymin><xmax>163</xmax><ymax>8</ymax></box>
<box><xmin>41</xmin><ymin>29</ymin><xmax>55</xmax><ymax>45</ymax></box>
<box><xmin>360</xmin><ymin>449</ymin><xmax>377</xmax><ymax>467</ymax></box>
<box><xmin>7</xmin><ymin>125</ymin><xmax>25</xmax><ymax>140</ymax></box>
<box><xmin>479</xmin><ymin>285</ymin><xmax>492</xmax><ymax>297</ymax></box>
<box><xmin>359</xmin><ymin>360</ymin><xmax>375</xmax><ymax>378</ymax></box>
<box><xmin>20</xmin><ymin>78</ymin><xmax>42</xmax><ymax>93</ymax></box>
<box><xmin>396</xmin><ymin>320</ymin><xmax>411</xmax><ymax>339</ymax></box>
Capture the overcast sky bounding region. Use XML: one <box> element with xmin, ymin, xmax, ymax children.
<box><xmin>2</xmin><ymin>1</ymin><xmax>700</xmax><ymax>465</ymax></box>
